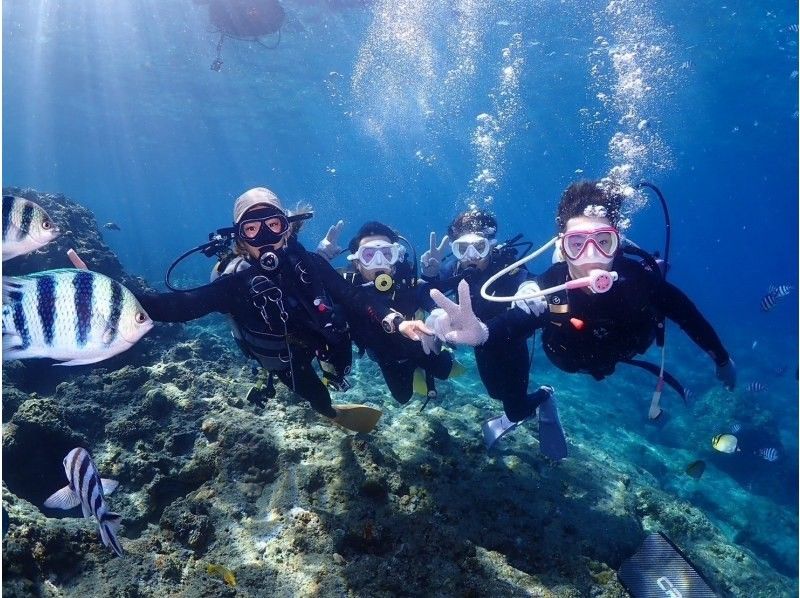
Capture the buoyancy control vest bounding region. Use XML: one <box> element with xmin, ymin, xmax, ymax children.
<box><xmin>211</xmin><ymin>244</ymin><xmax>352</xmax><ymax>378</ymax></box>
<box><xmin>538</xmin><ymin>252</ymin><xmax>663</xmax><ymax>379</ymax></box>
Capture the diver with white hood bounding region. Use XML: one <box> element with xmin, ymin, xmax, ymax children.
<box><xmin>426</xmin><ymin>180</ymin><xmax>736</xmax><ymax>441</ymax></box>
<box><xmin>137</xmin><ymin>187</ymin><xmax>432</xmax><ymax>433</ymax></box>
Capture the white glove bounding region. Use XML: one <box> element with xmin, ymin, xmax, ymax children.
<box><xmin>513</xmin><ymin>280</ymin><xmax>548</xmax><ymax>316</ymax></box>
<box><xmin>420</xmin><ymin>310</ymin><xmax>447</xmax><ymax>355</ymax></box>
<box><xmin>429</xmin><ymin>280</ymin><xmax>489</xmax><ymax>346</ymax></box>
<box><xmin>316</xmin><ymin>220</ymin><xmax>345</xmax><ymax>261</ymax></box>
<box><xmin>420</xmin><ymin>232</ymin><xmax>450</xmax><ymax>277</ymax></box>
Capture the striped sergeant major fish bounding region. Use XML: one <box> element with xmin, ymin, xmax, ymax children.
<box><xmin>2</xmin><ymin>269</ymin><xmax>153</xmax><ymax>365</ymax></box>
<box><xmin>769</xmin><ymin>284</ymin><xmax>793</xmax><ymax>298</ymax></box>
<box><xmin>761</xmin><ymin>284</ymin><xmax>794</xmax><ymax>311</ymax></box>
<box><xmin>760</xmin><ymin>291</ymin><xmax>778</xmax><ymax>311</ymax></box>
<box><xmin>757</xmin><ymin>447</ymin><xmax>779</xmax><ymax>462</ymax></box>
<box><xmin>44</xmin><ymin>448</ymin><xmax>124</xmax><ymax>556</ymax></box>
<box><xmin>2</xmin><ymin>195</ymin><xmax>61</xmax><ymax>261</ymax></box>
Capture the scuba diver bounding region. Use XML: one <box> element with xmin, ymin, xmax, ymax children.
<box><xmin>420</xmin><ymin>209</ymin><xmax>567</xmax><ymax>457</ymax></box>
<box><xmin>426</xmin><ymin>180</ymin><xmax>737</xmax><ymax>434</ymax></box>
<box><xmin>316</xmin><ymin>220</ymin><xmax>461</xmax><ymax>408</ymax></box>
<box><xmin>136</xmin><ymin>187</ymin><xmax>431</xmax><ymax>433</ymax></box>
<box><xmin>198</xmin><ymin>0</ymin><xmax>286</xmax><ymax>71</ymax></box>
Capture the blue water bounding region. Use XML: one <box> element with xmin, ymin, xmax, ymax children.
<box><xmin>4</xmin><ymin>0</ymin><xmax>798</xmax><ymax>587</ymax></box>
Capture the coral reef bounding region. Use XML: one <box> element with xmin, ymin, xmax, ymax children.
<box><xmin>2</xmin><ymin>190</ymin><xmax>796</xmax><ymax>597</ymax></box>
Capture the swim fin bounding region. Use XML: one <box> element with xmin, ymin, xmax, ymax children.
<box><xmin>412</xmin><ymin>368</ymin><xmax>428</xmax><ymax>396</ymax></box>
<box><xmin>536</xmin><ymin>389</ymin><xmax>567</xmax><ymax>460</ymax></box>
<box><xmin>449</xmin><ymin>359</ymin><xmax>466</xmax><ymax>378</ymax></box>
<box><xmin>618</xmin><ymin>532</ymin><xmax>715</xmax><ymax>597</ymax></box>
<box><xmin>332</xmin><ymin>404</ymin><xmax>383</xmax><ymax>433</ymax></box>
<box><xmin>482</xmin><ymin>414</ymin><xmax>520</xmax><ymax>450</ymax></box>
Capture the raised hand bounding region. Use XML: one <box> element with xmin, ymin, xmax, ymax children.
<box><xmin>429</xmin><ymin>279</ymin><xmax>489</xmax><ymax>346</ymax></box>
<box><xmin>420</xmin><ymin>232</ymin><xmax>450</xmax><ymax>277</ymax></box>
<box><xmin>316</xmin><ymin>220</ymin><xmax>345</xmax><ymax>261</ymax></box>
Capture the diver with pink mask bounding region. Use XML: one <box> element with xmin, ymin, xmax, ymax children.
<box><xmin>427</xmin><ymin>180</ymin><xmax>736</xmax><ymax>442</ymax></box>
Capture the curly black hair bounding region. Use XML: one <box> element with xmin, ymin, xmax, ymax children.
<box><xmin>555</xmin><ymin>180</ymin><xmax>624</xmax><ymax>230</ymax></box>
<box><xmin>347</xmin><ymin>221</ymin><xmax>399</xmax><ymax>254</ymax></box>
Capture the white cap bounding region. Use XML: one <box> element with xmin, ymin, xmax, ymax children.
<box><xmin>233</xmin><ymin>187</ymin><xmax>284</xmax><ymax>223</ymax></box>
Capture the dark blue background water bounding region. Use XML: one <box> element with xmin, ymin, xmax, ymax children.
<box><xmin>4</xmin><ymin>0</ymin><xmax>798</xmax><ymax>583</ymax></box>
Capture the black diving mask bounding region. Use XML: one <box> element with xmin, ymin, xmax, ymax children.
<box><xmin>238</xmin><ymin>207</ymin><xmax>314</xmax><ymax>248</ymax></box>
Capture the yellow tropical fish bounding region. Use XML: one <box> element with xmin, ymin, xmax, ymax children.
<box><xmin>206</xmin><ymin>563</ymin><xmax>237</xmax><ymax>587</ymax></box>
<box><xmin>711</xmin><ymin>433</ymin><xmax>738</xmax><ymax>454</ymax></box>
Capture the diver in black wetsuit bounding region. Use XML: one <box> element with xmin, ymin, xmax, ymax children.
<box><xmin>427</xmin><ymin>180</ymin><xmax>737</xmax><ymax>420</ymax></box>
<box><xmin>421</xmin><ymin>210</ymin><xmax>565</xmax><ymax>455</ymax></box>
<box><xmin>317</xmin><ymin>220</ymin><xmax>457</xmax><ymax>406</ymax></box>
<box><xmin>136</xmin><ymin>188</ymin><xmax>431</xmax><ymax>433</ymax></box>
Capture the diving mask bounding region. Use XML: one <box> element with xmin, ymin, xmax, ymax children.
<box><xmin>238</xmin><ymin>207</ymin><xmax>290</xmax><ymax>247</ymax></box>
<box><xmin>561</xmin><ymin>227</ymin><xmax>619</xmax><ymax>265</ymax></box>
<box><xmin>451</xmin><ymin>233</ymin><xmax>494</xmax><ymax>261</ymax></box>
<box><xmin>347</xmin><ymin>240</ymin><xmax>405</xmax><ymax>270</ymax></box>
<box><xmin>238</xmin><ymin>206</ymin><xmax>313</xmax><ymax>249</ymax></box>
<box><xmin>479</xmin><ymin>235</ymin><xmax>620</xmax><ymax>303</ymax></box>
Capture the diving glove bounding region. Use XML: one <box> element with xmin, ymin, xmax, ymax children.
<box><xmin>513</xmin><ymin>281</ymin><xmax>548</xmax><ymax>316</ymax></box>
<box><xmin>420</xmin><ymin>232</ymin><xmax>450</xmax><ymax>278</ymax></box>
<box><xmin>316</xmin><ymin>220</ymin><xmax>345</xmax><ymax>261</ymax></box>
<box><xmin>421</xmin><ymin>310</ymin><xmax>446</xmax><ymax>355</ymax></box>
<box><xmin>429</xmin><ymin>280</ymin><xmax>489</xmax><ymax>346</ymax></box>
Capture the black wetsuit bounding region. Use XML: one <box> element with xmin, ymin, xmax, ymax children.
<box><xmin>342</xmin><ymin>263</ymin><xmax>453</xmax><ymax>404</ymax></box>
<box><xmin>137</xmin><ymin>241</ymin><xmax>391</xmax><ymax>418</ymax></box>
<box><xmin>486</xmin><ymin>256</ymin><xmax>730</xmax><ymax>380</ymax></box>
<box><xmin>438</xmin><ymin>249</ymin><xmax>538</xmax><ymax>422</ymax></box>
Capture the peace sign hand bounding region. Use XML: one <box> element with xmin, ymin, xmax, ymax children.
<box><xmin>428</xmin><ymin>280</ymin><xmax>489</xmax><ymax>346</ymax></box>
<box><xmin>316</xmin><ymin>220</ymin><xmax>345</xmax><ymax>261</ymax></box>
<box><xmin>420</xmin><ymin>232</ymin><xmax>450</xmax><ymax>277</ymax></box>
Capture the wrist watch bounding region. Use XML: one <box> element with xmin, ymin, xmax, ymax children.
<box><xmin>382</xmin><ymin>312</ymin><xmax>405</xmax><ymax>334</ymax></box>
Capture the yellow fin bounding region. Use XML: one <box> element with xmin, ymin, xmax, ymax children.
<box><xmin>449</xmin><ymin>359</ymin><xmax>466</xmax><ymax>379</ymax></box>
<box><xmin>332</xmin><ymin>404</ymin><xmax>383</xmax><ymax>433</ymax></box>
<box><xmin>413</xmin><ymin>368</ymin><xmax>428</xmax><ymax>396</ymax></box>
<box><xmin>206</xmin><ymin>563</ymin><xmax>237</xmax><ymax>587</ymax></box>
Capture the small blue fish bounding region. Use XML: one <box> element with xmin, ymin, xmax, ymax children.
<box><xmin>757</xmin><ymin>448</ymin><xmax>779</xmax><ymax>462</ymax></box>
<box><xmin>745</xmin><ymin>381</ymin><xmax>767</xmax><ymax>393</ymax></box>
<box><xmin>730</xmin><ymin>423</ymin><xmax>741</xmax><ymax>434</ymax></box>
<box><xmin>774</xmin><ymin>365</ymin><xmax>788</xmax><ymax>377</ymax></box>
